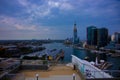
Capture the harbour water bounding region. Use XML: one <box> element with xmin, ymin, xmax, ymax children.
<box><xmin>32</xmin><ymin>42</ymin><xmax>120</xmax><ymax>70</ymax></box>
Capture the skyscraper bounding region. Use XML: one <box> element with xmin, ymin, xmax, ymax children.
<box><xmin>114</xmin><ymin>32</ymin><xmax>120</xmax><ymax>44</ymax></box>
<box><xmin>97</xmin><ymin>28</ymin><xmax>108</xmax><ymax>47</ymax></box>
<box><xmin>87</xmin><ymin>26</ymin><xmax>97</xmax><ymax>45</ymax></box>
<box><xmin>87</xmin><ymin>26</ymin><xmax>108</xmax><ymax>47</ymax></box>
<box><xmin>73</xmin><ymin>23</ymin><xmax>79</xmax><ymax>44</ymax></box>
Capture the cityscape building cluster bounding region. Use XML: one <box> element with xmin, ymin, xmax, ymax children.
<box><xmin>87</xmin><ymin>26</ymin><xmax>108</xmax><ymax>47</ymax></box>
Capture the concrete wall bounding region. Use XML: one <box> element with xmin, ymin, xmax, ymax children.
<box><xmin>72</xmin><ymin>55</ymin><xmax>112</xmax><ymax>79</ymax></box>
<box><xmin>21</xmin><ymin>65</ymin><xmax>48</xmax><ymax>70</ymax></box>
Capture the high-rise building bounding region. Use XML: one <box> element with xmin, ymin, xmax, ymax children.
<box><xmin>87</xmin><ymin>26</ymin><xmax>97</xmax><ymax>45</ymax></box>
<box><xmin>87</xmin><ymin>26</ymin><xmax>108</xmax><ymax>47</ymax></box>
<box><xmin>73</xmin><ymin>23</ymin><xmax>79</xmax><ymax>44</ymax></box>
<box><xmin>111</xmin><ymin>34</ymin><xmax>115</xmax><ymax>42</ymax></box>
<box><xmin>114</xmin><ymin>32</ymin><xmax>120</xmax><ymax>44</ymax></box>
<box><xmin>97</xmin><ymin>28</ymin><xmax>108</xmax><ymax>47</ymax></box>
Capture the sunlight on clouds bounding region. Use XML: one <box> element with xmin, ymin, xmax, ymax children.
<box><xmin>17</xmin><ymin>0</ymin><xmax>74</xmax><ymax>21</ymax></box>
<box><xmin>0</xmin><ymin>16</ymin><xmax>15</xmax><ymax>24</ymax></box>
<box><xmin>48</xmin><ymin>0</ymin><xmax>73</xmax><ymax>10</ymax></box>
<box><xmin>15</xmin><ymin>24</ymin><xmax>36</xmax><ymax>31</ymax></box>
<box><xmin>17</xmin><ymin>0</ymin><xmax>51</xmax><ymax>18</ymax></box>
<box><xmin>0</xmin><ymin>0</ymin><xmax>119</xmax><ymax>39</ymax></box>
<box><xmin>48</xmin><ymin>1</ymin><xmax>60</xmax><ymax>8</ymax></box>
<box><xmin>60</xmin><ymin>2</ymin><xmax>73</xmax><ymax>10</ymax></box>
<box><xmin>43</xmin><ymin>28</ymin><xmax>50</xmax><ymax>31</ymax></box>
<box><xmin>17</xmin><ymin>0</ymin><xmax>118</xmax><ymax>20</ymax></box>
<box><xmin>17</xmin><ymin>0</ymin><xmax>29</xmax><ymax>7</ymax></box>
<box><xmin>0</xmin><ymin>16</ymin><xmax>37</xmax><ymax>31</ymax></box>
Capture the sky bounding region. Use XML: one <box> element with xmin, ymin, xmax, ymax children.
<box><xmin>0</xmin><ymin>0</ymin><xmax>120</xmax><ymax>40</ymax></box>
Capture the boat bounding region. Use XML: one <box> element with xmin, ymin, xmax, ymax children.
<box><xmin>77</xmin><ymin>47</ymin><xmax>85</xmax><ymax>50</ymax></box>
<box><xmin>111</xmin><ymin>53</ymin><xmax>120</xmax><ymax>57</ymax></box>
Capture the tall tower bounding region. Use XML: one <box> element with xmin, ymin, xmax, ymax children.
<box><xmin>73</xmin><ymin>22</ymin><xmax>78</xmax><ymax>44</ymax></box>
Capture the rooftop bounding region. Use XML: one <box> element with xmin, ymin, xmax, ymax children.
<box><xmin>0</xmin><ymin>58</ymin><xmax>20</xmax><ymax>69</ymax></box>
<box><xmin>13</xmin><ymin>64</ymin><xmax>82</xmax><ymax>80</ymax></box>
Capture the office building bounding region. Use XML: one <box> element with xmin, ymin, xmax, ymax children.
<box><xmin>114</xmin><ymin>32</ymin><xmax>120</xmax><ymax>44</ymax></box>
<box><xmin>97</xmin><ymin>28</ymin><xmax>108</xmax><ymax>47</ymax></box>
<box><xmin>87</xmin><ymin>26</ymin><xmax>97</xmax><ymax>45</ymax></box>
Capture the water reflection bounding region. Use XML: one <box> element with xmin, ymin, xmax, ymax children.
<box><xmin>42</xmin><ymin>42</ymin><xmax>120</xmax><ymax>70</ymax></box>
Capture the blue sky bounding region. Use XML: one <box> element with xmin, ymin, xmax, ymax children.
<box><xmin>0</xmin><ymin>0</ymin><xmax>120</xmax><ymax>40</ymax></box>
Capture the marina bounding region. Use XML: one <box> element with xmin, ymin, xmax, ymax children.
<box><xmin>1</xmin><ymin>42</ymin><xmax>120</xmax><ymax>80</ymax></box>
<box><xmin>23</xmin><ymin>42</ymin><xmax>120</xmax><ymax>72</ymax></box>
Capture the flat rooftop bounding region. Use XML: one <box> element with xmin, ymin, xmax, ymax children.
<box><xmin>0</xmin><ymin>58</ymin><xmax>20</xmax><ymax>69</ymax></box>
<box><xmin>13</xmin><ymin>64</ymin><xmax>82</xmax><ymax>80</ymax></box>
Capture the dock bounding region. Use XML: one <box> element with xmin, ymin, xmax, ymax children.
<box><xmin>98</xmin><ymin>62</ymin><xmax>112</xmax><ymax>70</ymax></box>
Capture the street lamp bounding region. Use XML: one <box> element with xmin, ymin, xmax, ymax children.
<box><xmin>35</xmin><ymin>74</ymin><xmax>39</xmax><ymax>80</ymax></box>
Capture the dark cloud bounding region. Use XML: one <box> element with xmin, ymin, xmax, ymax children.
<box><xmin>0</xmin><ymin>0</ymin><xmax>120</xmax><ymax>40</ymax></box>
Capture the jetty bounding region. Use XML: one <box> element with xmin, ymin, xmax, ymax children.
<box><xmin>97</xmin><ymin>62</ymin><xmax>112</xmax><ymax>70</ymax></box>
<box><xmin>55</xmin><ymin>49</ymin><xmax>64</xmax><ymax>62</ymax></box>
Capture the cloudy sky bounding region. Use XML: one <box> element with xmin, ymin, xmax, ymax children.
<box><xmin>0</xmin><ymin>0</ymin><xmax>120</xmax><ymax>40</ymax></box>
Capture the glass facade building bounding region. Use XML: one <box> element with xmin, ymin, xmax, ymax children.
<box><xmin>87</xmin><ymin>26</ymin><xmax>97</xmax><ymax>45</ymax></box>
<box><xmin>115</xmin><ymin>32</ymin><xmax>120</xmax><ymax>44</ymax></box>
<box><xmin>87</xmin><ymin>26</ymin><xmax>108</xmax><ymax>47</ymax></box>
<box><xmin>97</xmin><ymin>28</ymin><xmax>108</xmax><ymax>47</ymax></box>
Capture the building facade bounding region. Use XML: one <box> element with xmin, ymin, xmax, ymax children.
<box><xmin>87</xmin><ymin>26</ymin><xmax>97</xmax><ymax>46</ymax></box>
<box><xmin>114</xmin><ymin>32</ymin><xmax>120</xmax><ymax>44</ymax></box>
<box><xmin>87</xmin><ymin>26</ymin><xmax>108</xmax><ymax>47</ymax></box>
<box><xmin>73</xmin><ymin>23</ymin><xmax>79</xmax><ymax>44</ymax></box>
<box><xmin>97</xmin><ymin>28</ymin><xmax>108</xmax><ymax>47</ymax></box>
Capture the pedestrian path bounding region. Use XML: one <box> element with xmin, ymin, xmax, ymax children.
<box><xmin>26</xmin><ymin>75</ymin><xmax>81</xmax><ymax>80</ymax></box>
<box><xmin>20</xmin><ymin>64</ymin><xmax>82</xmax><ymax>80</ymax></box>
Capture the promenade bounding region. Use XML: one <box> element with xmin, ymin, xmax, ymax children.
<box><xmin>18</xmin><ymin>64</ymin><xmax>82</xmax><ymax>80</ymax></box>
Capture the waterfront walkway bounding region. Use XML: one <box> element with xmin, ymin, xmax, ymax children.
<box><xmin>19</xmin><ymin>64</ymin><xmax>82</xmax><ymax>80</ymax></box>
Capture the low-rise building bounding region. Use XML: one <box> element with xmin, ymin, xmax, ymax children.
<box><xmin>0</xmin><ymin>58</ymin><xmax>20</xmax><ymax>79</ymax></box>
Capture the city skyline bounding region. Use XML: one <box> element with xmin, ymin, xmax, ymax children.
<box><xmin>0</xmin><ymin>0</ymin><xmax>120</xmax><ymax>40</ymax></box>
